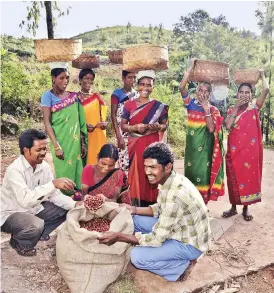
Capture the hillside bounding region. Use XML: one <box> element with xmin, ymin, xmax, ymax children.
<box><xmin>1</xmin><ymin>25</ymin><xmax>174</xmax><ymax>57</ymax></box>
<box><xmin>73</xmin><ymin>25</ymin><xmax>173</xmax><ymax>53</ymax></box>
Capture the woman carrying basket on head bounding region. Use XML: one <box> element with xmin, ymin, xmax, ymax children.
<box><xmin>222</xmin><ymin>70</ymin><xmax>269</xmax><ymax>221</ymax></box>
<box><xmin>121</xmin><ymin>70</ymin><xmax>168</xmax><ymax>207</ymax></box>
<box><xmin>179</xmin><ymin>59</ymin><xmax>225</xmax><ymax>204</ymax></box>
<box><xmin>41</xmin><ymin>64</ymin><xmax>88</xmax><ymax>200</ymax></box>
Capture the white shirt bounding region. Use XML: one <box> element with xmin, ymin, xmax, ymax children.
<box><xmin>0</xmin><ymin>155</ymin><xmax>76</xmax><ymax>226</ymax></box>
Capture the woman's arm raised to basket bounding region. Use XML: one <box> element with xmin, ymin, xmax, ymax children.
<box><xmin>180</xmin><ymin>58</ymin><xmax>197</xmax><ymax>97</ymax></box>
<box><xmin>256</xmin><ymin>70</ymin><xmax>269</xmax><ymax>109</ymax></box>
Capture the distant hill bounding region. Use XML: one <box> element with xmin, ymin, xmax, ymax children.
<box><xmin>73</xmin><ymin>25</ymin><xmax>173</xmax><ymax>54</ymax></box>
<box><xmin>1</xmin><ymin>25</ymin><xmax>174</xmax><ymax>57</ymax></box>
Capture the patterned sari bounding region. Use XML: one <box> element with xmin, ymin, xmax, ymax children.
<box><xmin>226</xmin><ymin>102</ymin><xmax>263</xmax><ymax>205</ymax></box>
<box><xmin>122</xmin><ymin>99</ymin><xmax>168</xmax><ymax>206</ymax></box>
<box><xmin>78</xmin><ymin>93</ymin><xmax>108</xmax><ymax>165</ymax></box>
<box><xmin>81</xmin><ymin>165</ymin><xmax>131</xmax><ymax>204</ymax></box>
<box><xmin>111</xmin><ymin>89</ymin><xmax>138</xmax><ymax>173</ymax></box>
<box><xmin>183</xmin><ymin>94</ymin><xmax>225</xmax><ymax>204</ymax></box>
<box><xmin>50</xmin><ymin>92</ymin><xmax>87</xmax><ymax>192</ymax></box>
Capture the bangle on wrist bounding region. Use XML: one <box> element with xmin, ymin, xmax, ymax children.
<box><xmin>205</xmin><ymin>114</ymin><xmax>211</xmax><ymax>117</ymax></box>
<box><xmin>54</xmin><ymin>142</ymin><xmax>62</xmax><ymax>151</ymax></box>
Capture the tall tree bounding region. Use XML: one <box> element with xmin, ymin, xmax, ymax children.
<box><xmin>173</xmin><ymin>10</ymin><xmax>231</xmax><ymax>54</ymax></box>
<box><xmin>256</xmin><ymin>1</ymin><xmax>274</xmax><ymax>144</ymax></box>
<box><xmin>19</xmin><ymin>1</ymin><xmax>71</xmax><ymax>39</ymax></box>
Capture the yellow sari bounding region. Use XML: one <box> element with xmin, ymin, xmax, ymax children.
<box><xmin>79</xmin><ymin>93</ymin><xmax>107</xmax><ymax>165</ymax></box>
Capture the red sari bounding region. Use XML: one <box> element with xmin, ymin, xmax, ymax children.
<box><xmin>81</xmin><ymin>165</ymin><xmax>131</xmax><ymax>204</ymax></box>
<box><xmin>226</xmin><ymin>102</ymin><xmax>263</xmax><ymax>205</ymax></box>
<box><xmin>122</xmin><ymin>99</ymin><xmax>168</xmax><ymax>206</ymax></box>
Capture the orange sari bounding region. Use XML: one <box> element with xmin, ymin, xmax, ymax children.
<box><xmin>79</xmin><ymin>93</ymin><xmax>108</xmax><ymax>165</ymax></box>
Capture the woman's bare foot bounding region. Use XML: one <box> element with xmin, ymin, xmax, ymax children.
<box><xmin>222</xmin><ymin>205</ymin><xmax>237</xmax><ymax>218</ymax></box>
<box><xmin>242</xmin><ymin>206</ymin><xmax>253</xmax><ymax>221</ymax></box>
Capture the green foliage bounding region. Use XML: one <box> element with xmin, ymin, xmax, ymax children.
<box><xmin>191</xmin><ymin>23</ymin><xmax>261</xmax><ymax>68</ymax></box>
<box><xmin>2</xmin><ymin>15</ymin><xmax>274</xmax><ymax>146</ymax></box>
<box><xmin>1</xmin><ymin>49</ymin><xmax>51</xmax><ymax>116</ymax></box>
<box><xmin>153</xmin><ymin>84</ymin><xmax>187</xmax><ymax>158</ymax></box>
<box><xmin>173</xmin><ymin>9</ymin><xmax>232</xmax><ymax>54</ymax></box>
<box><xmin>74</xmin><ymin>25</ymin><xmax>173</xmax><ymax>50</ymax></box>
<box><xmin>1</xmin><ymin>35</ymin><xmax>34</xmax><ymax>56</ymax></box>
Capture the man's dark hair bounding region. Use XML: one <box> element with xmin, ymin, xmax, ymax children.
<box><xmin>143</xmin><ymin>142</ymin><xmax>174</xmax><ymax>167</ymax></box>
<box><xmin>19</xmin><ymin>129</ymin><xmax>47</xmax><ymax>155</ymax></box>
<box><xmin>79</xmin><ymin>68</ymin><xmax>95</xmax><ymax>80</ymax></box>
<box><xmin>122</xmin><ymin>70</ymin><xmax>132</xmax><ymax>78</ymax></box>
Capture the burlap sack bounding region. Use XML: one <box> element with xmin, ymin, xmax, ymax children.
<box><xmin>56</xmin><ymin>202</ymin><xmax>134</xmax><ymax>293</ymax></box>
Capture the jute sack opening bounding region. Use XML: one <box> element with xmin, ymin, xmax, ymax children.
<box><xmin>56</xmin><ymin>202</ymin><xmax>134</xmax><ymax>293</ymax></box>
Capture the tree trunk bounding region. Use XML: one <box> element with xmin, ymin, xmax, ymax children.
<box><xmin>45</xmin><ymin>1</ymin><xmax>54</xmax><ymax>39</ymax></box>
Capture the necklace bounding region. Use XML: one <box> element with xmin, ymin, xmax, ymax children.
<box><xmin>80</xmin><ymin>90</ymin><xmax>92</xmax><ymax>95</ymax></box>
<box><xmin>52</xmin><ymin>88</ymin><xmax>65</xmax><ymax>97</ymax></box>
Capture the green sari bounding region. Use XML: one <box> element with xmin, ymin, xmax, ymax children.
<box><xmin>183</xmin><ymin>95</ymin><xmax>225</xmax><ymax>204</ymax></box>
<box><xmin>50</xmin><ymin>92</ymin><xmax>87</xmax><ymax>193</ymax></box>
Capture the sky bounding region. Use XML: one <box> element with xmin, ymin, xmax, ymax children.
<box><xmin>0</xmin><ymin>1</ymin><xmax>262</xmax><ymax>39</ymax></box>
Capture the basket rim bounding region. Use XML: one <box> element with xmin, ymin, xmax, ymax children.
<box><xmin>194</xmin><ymin>60</ymin><xmax>229</xmax><ymax>67</ymax></box>
<box><xmin>233</xmin><ymin>68</ymin><xmax>260</xmax><ymax>73</ymax></box>
<box><xmin>108</xmin><ymin>49</ymin><xmax>124</xmax><ymax>53</ymax></box>
<box><xmin>124</xmin><ymin>44</ymin><xmax>168</xmax><ymax>50</ymax></box>
<box><xmin>35</xmin><ymin>38</ymin><xmax>82</xmax><ymax>42</ymax></box>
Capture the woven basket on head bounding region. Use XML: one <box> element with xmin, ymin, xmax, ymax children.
<box><xmin>123</xmin><ymin>44</ymin><xmax>169</xmax><ymax>72</ymax></box>
<box><xmin>72</xmin><ymin>54</ymin><xmax>100</xmax><ymax>69</ymax></box>
<box><xmin>34</xmin><ymin>39</ymin><xmax>82</xmax><ymax>62</ymax></box>
<box><xmin>108</xmin><ymin>50</ymin><xmax>124</xmax><ymax>64</ymax></box>
<box><xmin>233</xmin><ymin>69</ymin><xmax>260</xmax><ymax>86</ymax></box>
<box><xmin>189</xmin><ymin>60</ymin><xmax>230</xmax><ymax>85</ymax></box>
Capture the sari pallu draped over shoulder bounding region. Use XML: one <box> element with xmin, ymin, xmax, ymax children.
<box><xmin>184</xmin><ymin>105</ymin><xmax>225</xmax><ymax>204</ymax></box>
<box><xmin>79</xmin><ymin>93</ymin><xmax>107</xmax><ymax>165</ymax></box>
<box><xmin>226</xmin><ymin>102</ymin><xmax>263</xmax><ymax>205</ymax></box>
<box><xmin>50</xmin><ymin>93</ymin><xmax>87</xmax><ymax>193</ymax></box>
<box><xmin>125</xmin><ymin>99</ymin><xmax>168</xmax><ymax>206</ymax></box>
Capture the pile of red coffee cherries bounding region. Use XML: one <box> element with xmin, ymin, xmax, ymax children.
<box><xmin>84</xmin><ymin>194</ymin><xmax>104</xmax><ymax>211</ymax></box>
<box><xmin>80</xmin><ymin>218</ymin><xmax>111</xmax><ymax>232</ymax></box>
<box><xmin>80</xmin><ymin>194</ymin><xmax>110</xmax><ymax>232</ymax></box>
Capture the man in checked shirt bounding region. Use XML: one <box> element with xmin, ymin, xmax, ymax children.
<box><xmin>98</xmin><ymin>142</ymin><xmax>211</xmax><ymax>282</ymax></box>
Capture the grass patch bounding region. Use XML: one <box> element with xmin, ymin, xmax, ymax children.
<box><xmin>105</xmin><ymin>274</ymin><xmax>140</xmax><ymax>293</ymax></box>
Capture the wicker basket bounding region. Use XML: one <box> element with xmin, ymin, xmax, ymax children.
<box><xmin>34</xmin><ymin>39</ymin><xmax>82</xmax><ymax>62</ymax></box>
<box><xmin>72</xmin><ymin>54</ymin><xmax>100</xmax><ymax>69</ymax></box>
<box><xmin>189</xmin><ymin>60</ymin><xmax>230</xmax><ymax>85</ymax></box>
<box><xmin>233</xmin><ymin>69</ymin><xmax>260</xmax><ymax>85</ymax></box>
<box><xmin>123</xmin><ymin>44</ymin><xmax>169</xmax><ymax>72</ymax></box>
<box><xmin>108</xmin><ymin>50</ymin><xmax>124</xmax><ymax>64</ymax></box>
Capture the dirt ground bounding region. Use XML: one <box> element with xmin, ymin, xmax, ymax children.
<box><xmin>1</xmin><ymin>135</ymin><xmax>274</xmax><ymax>293</ymax></box>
